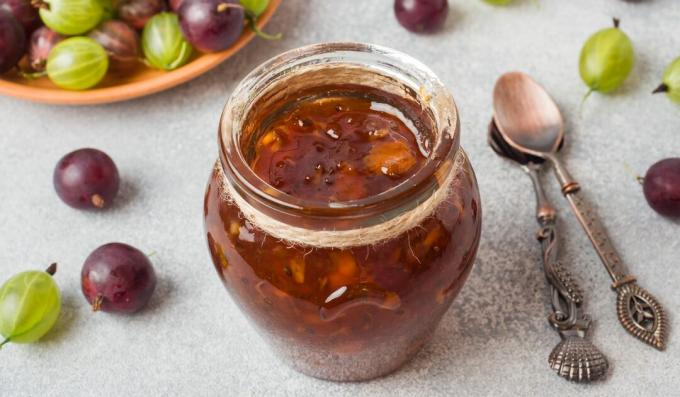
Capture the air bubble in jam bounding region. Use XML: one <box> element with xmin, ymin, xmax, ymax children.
<box><xmin>320</xmin><ymin>283</ymin><xmax>402</xmax><ymax>321</ymax></box>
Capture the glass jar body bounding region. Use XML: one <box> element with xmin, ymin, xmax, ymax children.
<box><xmin>203</xmin><ymin>152</ymin><xmax>481</xmax><ymax>381</ymax></box>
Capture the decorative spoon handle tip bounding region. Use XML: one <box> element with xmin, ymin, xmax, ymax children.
<box><xmin>616</xmin><ymin>282</ymin><xmax>668</xmax><ymax>351</ymax></box>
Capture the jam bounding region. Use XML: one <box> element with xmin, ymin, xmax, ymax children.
<box><xmin>205</xmin><ymin>87</ymin><xmax>481</xmax><ymax>381</ymax></box>
<box><xmin>247</xmin><ymin>94</ymin><xmax>427</xmax><ymax>201</ymax></box>
<box><xmin>204</xmin><ymin>43</ymin><xmax>481</xmax><ymax>381</ymax></box>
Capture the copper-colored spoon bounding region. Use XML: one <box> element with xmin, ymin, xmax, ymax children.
<box><xmin>489</xmin><ymin>120</ymin><xmax>608</xmax><ymax>382</ymax></box>
<box><xmin>492</xmin><ymin>71</ymin><xmax>668</xmax><ymax>350</ymax></box>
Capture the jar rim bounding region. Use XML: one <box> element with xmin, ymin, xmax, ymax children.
<box><xmin>218</xmin><ymin>42</ymin><xmax>460</xmax><ymax>220</ymax></box>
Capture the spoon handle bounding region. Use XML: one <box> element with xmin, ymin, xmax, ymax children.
<box><xmin>563</xmin><ymin>191</ymin><xmax>628</xmax><ymax>282</ymax></box>
<box><xmin>525</xmin><ymin>166</ymin><xmax>591</xmax><ymax>336</ymax></box>
<box><xmin>525</xmin><ymin>165</ymin><xmax>608</xmax><ymax>382</ymax></box>
<box><xmin>551</xmin><ymin>159</ymin><xmax>668</xmax><ymax>350</ymax></box>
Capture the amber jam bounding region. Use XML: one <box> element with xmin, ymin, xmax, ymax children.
<box><xmin>205</xmin><ymin>43</ymin><xmax>481</xmax><ymax>382</ymax></box>
<box><xmin>246</xmin><ymin>93</ymin><xmax>427</xmax><ymax>201</ymax></box>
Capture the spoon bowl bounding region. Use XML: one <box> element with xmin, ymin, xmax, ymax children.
<box><xmin>487</xmin><ymin>118</ymin><xmax>544</xmax><ymax>166</ymax></box>
<box><xmin>493</xmin><ymin>72</ymin><xmax>564</xmax><ymax>157</ymax></box>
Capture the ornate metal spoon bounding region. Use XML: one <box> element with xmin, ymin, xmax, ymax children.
<box><xmin>489</xmin><ymin>119</ymin><xmax>608</xmax><ymax>382</ymax></box>
<box><xmin>492</xmin><ymin>71</ymin><xmax>668</xmax><ymax>350</ymax></box>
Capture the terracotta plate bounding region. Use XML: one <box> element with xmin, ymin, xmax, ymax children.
<box><xmin>0</xmin><ymin>0</ymin><xmax>281</xmax><ymax>105</ymax></box>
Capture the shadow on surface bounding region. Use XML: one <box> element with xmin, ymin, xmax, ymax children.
<box><xmin>109</xmin><ymin>174</ymin><xmax>140</xmax><ymax>211</ymax></box>
<box><xmin>141</xmin><ymin>271</ymin><xmax>176</xmax><ymax>316</ymax></box>
<box><xmin>40</xmin><ymin>292</ymin><xmax>80</xmax><ymax>344</ymax></box>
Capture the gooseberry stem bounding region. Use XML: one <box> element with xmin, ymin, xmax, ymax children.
<box><xmin>578</xmin><ymin>89</ymin><xmax>594</xmax><ymax>116</ymax></box>
<box><xmin>613</xmin><ymin>17</ymin><xmax>620</xmax><ymax>29</ymax></box>
<box><xmin>45</xmin><ymin>263</ymin><xmax>57</xmax><ymax>276</ymax></box>
<box><xmin>91</xmin><ymin>194</ymin><xmax>105</xmax><ymax>209</ymax></box>
<box><xmin>623</xmin><ymin>162</ymin><xmax>644</xmax><ymax>185</ymax></box>
<box><xmin>246</xmin><ymin>15</ymin><xmax>281</xmax><ymax>40</ymax></box>
<box><xmin>653</xmin><ymin>83</ymin><xmax>669</xmax><ymax>94</ymax></box>
<box><xmin>140</xmin><ymin>58</ymin><xmax>152</xmax><ymax>68</ymax></box>
<box><xmin>216</xmin><ymin>3</ymin><xmax>243</xmax><ymax>12</ymax></box>
<box><xmin>30</xmin><ymin>0</ymin><xmax>49</xmax><ymax>10</ymax></box>
<box><xmin>19</xmin><ymin>71</ymin><xmax>46</xmax><ymax>80</ymax></box>
<box><xmin>92</xmin><ymin>295</ymin><xmax>104</xmax><ymax>312</ymax></box>
<box><xmin>0</xmin><ymin>338</ymin><xmax>9</xmax><ymax>349</ymax></box>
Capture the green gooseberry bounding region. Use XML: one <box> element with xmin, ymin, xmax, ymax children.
<box><xmin>0</xmin><ymin>264</ymin><xmax>61</xmax><ymax>348</ymax></box>
<box><xmin>98</xmin><ymin>0</ymin><xmax>115</xmax><ymax>22</ymax></box>
<box><xmin>483</xmin><ymin>0</ymin><xmax>513</xmax><ymax>5</ymax></box>
<box><xmin>142</xmin><ymin>12</ymin><xmax>193</xmax><ymax>71</ymax></box>
<box><xmin>37</xmin><ymin>0</ymin><xmax>104</xmax><ymax>35</ymax></box>
<box><xmin>46</xmin><ymin>37</ymin><xmax>109</xmax><ymax>91</ymax></box>
<box><xmin>653</xmin><ymin>57</ymin><xmax>680</xmax><ymax>104</ymax></box>
<box><xmin>240</xmin><ymin>0</ymin><xmax>269</xmax><ymax>17</ymax></box>
<box><xmin>579</xmin><ymin>18</ymin><xmax>634</xmax><ymax>95</ymax></box>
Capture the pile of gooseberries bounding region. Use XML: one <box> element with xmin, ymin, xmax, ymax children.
<box><xmin>0</xmin><ymin>146</ymin><xmax>159</xmax><ymax>349</ymax></box>
<box><xmin>0</xmin><ymin>0</ymin><xmax>277</xmax><ymax>90</ymax></box>
<box><xmin>577</xmin><ymin>18</ymin><xmax>680</xmax><ymax>106</ymax></box>
<box><xmin>0</xmin><ymin>242</ymin><xmax>158</xmax><ymax>348</ymax></box>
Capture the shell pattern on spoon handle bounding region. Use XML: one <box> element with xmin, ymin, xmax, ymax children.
<box><xmin>550</xmin><ymin>156</ymin><xmax>668</xmax><ymax>350</ymax></box>
<box><xmin>538</xmin><ymin>220</ymin><xmax>610</xmax><ymax>382</ymax></box>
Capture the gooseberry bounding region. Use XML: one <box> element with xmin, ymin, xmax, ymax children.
<box><xmin>642</xmin><ymin>158</ymin><xmax>680</xmax><ymax>218</ymax></box>
<box><xmin>239</xmin><ymin>0</ymin><xmax>267</xmax><ymax>16</ymax></box>
<box><xmin>178</xmin><ymin>0</ymin><xmax>244</xmax><ymax>52</ymax></box>
<box><xmin>81</xmin><ymin>243</ymin><xmax>157</xmax><ymax>313</ymax></box>
<box><xmin>0</xmin><ymin>263</ymin><xmax>61</xmax><ymax>348</ymax></box>
<box><xmin>89</xmin><ymin>20</ymin><xmax>140</xmax><ymax>71</ymax></box>
<box><xmin>168</xmin><ymin>0</ymin><xmax>183</xmax><ymax>11</ymax></box>
<box><xmin>97</xmin><ymin>0</ymin><xmax>114</xmax><ymax>21</ymax></box>
<box><xmin>482</xmin><ymin>0</ymin><xmax>512</xmax><ymax>4</ymax></box>
<box><xmin>36</xmin><ymin>0</ymin><xmax>104</xmax><ymax>35</ymax></box>
<box><xmin>652</xmin><ymin>56</ymin><xmax>680</xmax><ymax>104</ymax></box>
<box><xmin>53</xmin><ymin>148</ymin><xmax>120</xmax><ymax>209</ymax></box>
<box><xmin>117</xmin><ymin>0</ymin><xmax>165</xmax><ymax>30</ymax></box>
<box><xmin>394</xmin><ymin>0</ymin><xmax>448</xmax><ymax>33</ymax></box>
<box><xmin>28</xmin><ymin>26</ymin><xmax>62</xmax><ymax>72</ymax></box>
<box><xmin>0</xmin><ymin>8</ymin><xmax>26</xmax><ymax>73</ymax></box>
<box><xmin>142</xmin><ymin>12</ymin><xmax>192</xmax><ymax>70</ymax></box>
<box><xmin>0</xmin><ymin>0</ymin><xmax>39</xmax><ymax>33</ymax></box>
<box><xmin>579</xmin><ymin>18</ymin><xmax>634</xmax><ymax>95</ymax></box>
<box><xmin>46</xmin><ymin>37</ymin><xmax>108</xmax><ymax>90</ymax></box>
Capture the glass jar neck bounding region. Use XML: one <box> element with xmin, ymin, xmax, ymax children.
<box><xmin>218</xmin><ymin>42</ymin><xmax>460</xmax><ymax>232</ymax></box>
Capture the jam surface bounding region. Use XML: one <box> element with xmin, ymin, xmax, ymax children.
<box><xmin>247</xmin><ymin>95</ymin><xmax>428</xmax><ymax>201</ymax></box>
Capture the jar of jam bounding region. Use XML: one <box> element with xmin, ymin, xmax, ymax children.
<box><xmin>204</xmin><ymin>43</ymin><xmax>481</xmax><ymax>381</ymax></box>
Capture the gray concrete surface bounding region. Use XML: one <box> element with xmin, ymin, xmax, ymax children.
<box><xmin>1</xmin><ymin>1</ymin><xmax>679</xmax><ymax>396</ymax></box>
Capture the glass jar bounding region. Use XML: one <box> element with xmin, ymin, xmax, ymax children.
<box><xmin>204</xmin><ymin>43</ymin><xmax>482</xmax><ymax>381</ymax></box>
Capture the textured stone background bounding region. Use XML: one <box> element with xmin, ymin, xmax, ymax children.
<box><xmin>1</xmin><ymin>1</ymin><xmax>679</xmax><ymax>396</ymax></box>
